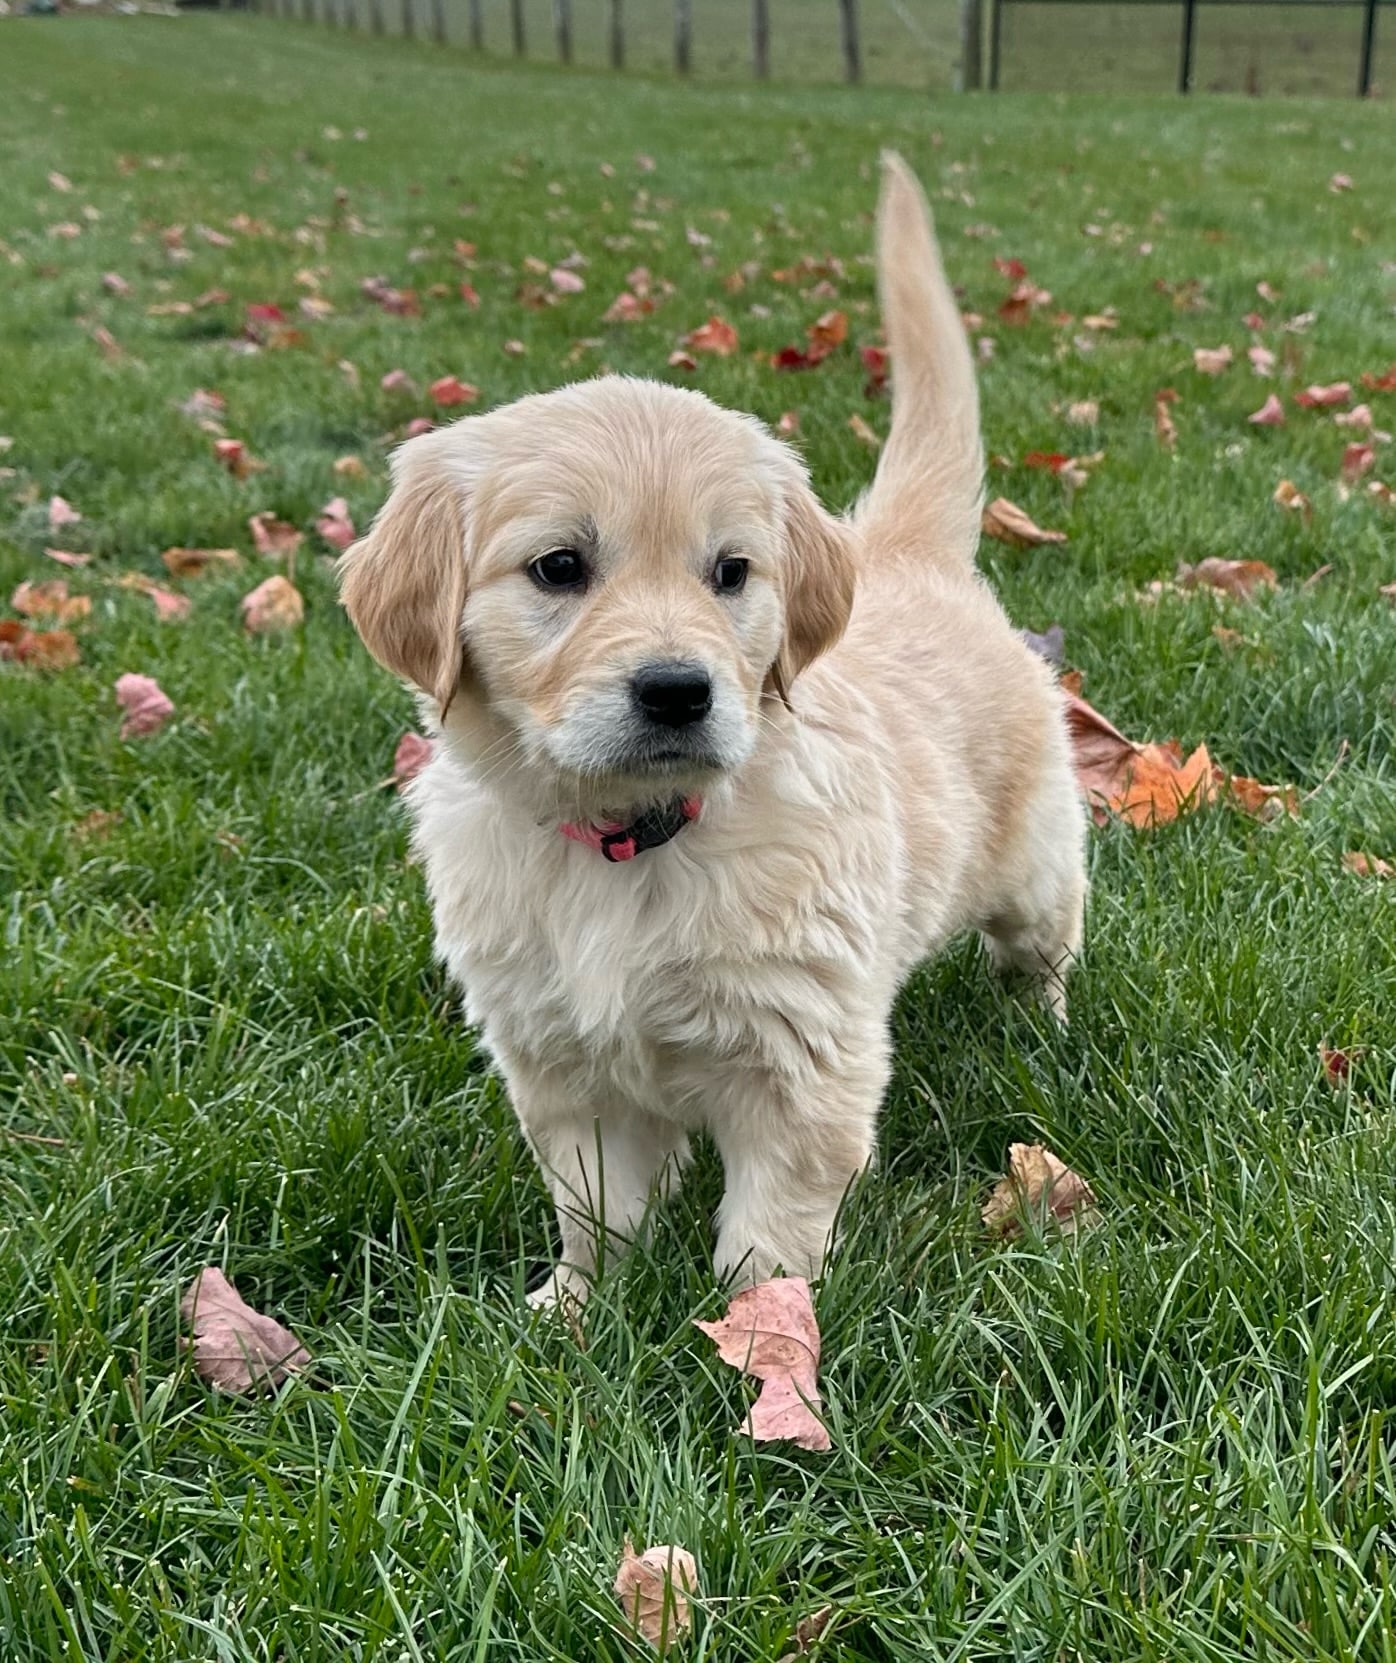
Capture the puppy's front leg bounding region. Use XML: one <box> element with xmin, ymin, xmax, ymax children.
<box><xmin>710</xmin><ymin>1052</ymin><xmax>883</xmax><ymax>1287</ymax></box>
<box><xmin>508</xmin><ymin>1063</ymin><xmax>689</xmax><ymax>1307</ymax></box>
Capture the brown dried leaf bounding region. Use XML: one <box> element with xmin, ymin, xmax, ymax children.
<box><xmin>180</xmin><ymin>1266</ymin><xmax>310</xmax><ymax>1394</ymax></box>
<box><xmin>1063</xmin><ymin>691</ymin><xmax>1217</xmax><ymax>827</ymax></box>
<box><xmin>0</xmin><ymin>620</ymin><xmax>80</xmax><ymax>670</ymax></box>
<box><xmin>10</xmin><ymin>580</ymin><xmax>91</xmax><ymax>623</ymax></box>
<box><xmin>694</xmin><ymin>1276</ymin><xmax>831</xmax><ymax>1451</ymax></box>
<box><xmin>1273</xmin><ymin>479</ymin><xmax>1311</xmax><ymax>517</ymax></box>
<box><xmin>163</xmin><ymin>546</ymin><xmax>241</xmax><ymax>578</ymax></box>
<box><xmin>613</xmin><ymin>1539</ymin><xmax>697</xmax><ymax>1652</ymax></box>
<box><xmin>982</xmin><ymin>1142</ymin><xmax>1097</xmax><ymax>1238</ymax></box>
<box><xmin>315</xmin><ymin>497</ymin><xmax>356</xmax><ymax>552</ymax></box>
<box><xmin>1175</xmin><ymin>558</ymin><xmax>1278</xmax><ymax>600</ymax></box>
<box><xmin>1343</xmin><ymin>851</ymin><xmax>1393</xmax><ymax>879</ymax></box>
<box><xmin>241</xmin><ymin>575</ymin><xmax>304</xmax><ymax>634</ymax></box>
<box><xmin>982</xmin><ymin>497</ymin><xmax>1067</xmax><ymax>548</ymax></box>
<box><xmin>684</xmin><ymin>315</ymin><xmax>738</xmax><ymax>357</ymax></box>
<box><xmin>779</xmin><ymin>1606</ymin><xmax>837</xmax><ymax>1660</ymax></box>
<box><xmin>249</xmin><ymin>512</ymin><xmax>303</xmax><ymax>559</ymax></box>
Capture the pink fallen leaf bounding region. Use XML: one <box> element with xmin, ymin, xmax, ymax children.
<box><xmin>1193</xmin><ymin>346</ymin><xmax>1233</xmax><ymax>375</ymax></box>
<box><xmin>613</xmin><ymin>1539</ymin><xmax>697</xmax><ymax>1652</ymax></box>
<box><xmin>379</xmin><ymin>368</ymin><xmax>416</xmax><ymax>395</ymax></box>
<box><xmin>982</xmin><ymin>497</ymin><xmax>1067</xmax><ymax>548</ymax></box>
<box><xmin>1248</xmin><ymin>393</ymin><xmax>1285</xmax><ymax>426</ymax></box>
<box><xmin>694</xmin><ymin>1276</ymin><xmax>831</xmax><ymax>1451</ymax></box>
<box><xmin>549</xmin><ymin>267</ymin><xmax>585</xmax><ymax>294</ymax></box>
<box><xmin>392</xmin><ymin>731</ymin><xmax>434</xmax><ymax>788</ymax></box>
<box><xmin>44</xmin><ymin>548</ymin><xmax>92</xmax><ymax>568</ymax></box>
<box><xmin>241</xmin><ymin>575</ymin><xmax>304</xmax><ymax>633</ymax></box>
<box><xmin>114</xmin><ymin>672</ymin><xmax>174</xmax><ymax>738</ymax></box>
<box><xmin>776</xmin><ymin>410</ymin><xmax>800</xmax><ymax>436</ymax></box>
<box><xmin>248</xmin><ymin>512</ymin><xmax>303</xmax><ymax>558</ymax></box>
<box><xmin>1247</xmin><ymin>343</ymin><xmax>1276</xmax><ymax>377</ymax></box>
<box><xmin>48</xmin><ymin>495</ymin><xmax>82</xmax><ymax>531</ymax></box>
<box><xmin>180</xmin><ymin>1267</ymin><xmax>310</xmax><ymax>1394</ymax></box>
<box><xmin>177</xmin><ymin>388</ymin><xmax>226</xmax><ymax>420</ymax></box>
<box><xmin>315</xmin><ymin>497</ymin><xmax>356</xmax><ymax>551</ymax></box>
<box><xmin>428</xmin><ymin>375</ymin><xmax>479</xmax><ymax>408</ymax></box>
<box><xmin>684</xmin><ymin>316</ymin><xmax>738</xmax><ymax>357</ymax></box>
<box><xmin>102</xmin><ymin>271</ymin><xmax>132</xmax><ymax>297</ymax></box>
<box><xmin>1341</xmin><ymin>443</ymin><xmax>1376</xmax><ymax>483</ymax></box>
<box><xmin>1294</xmin><ymin>382</ymin><xmax>1351</xmax><ymax>410</ymax></box>
<box><xmin>1329</xmin><ymin>172</ymin><xmax>1354</xmax><ymax>193</ymax></box>
<box><xmin>982</xmin><ymin>1142</ymin><xmax>1097</xmax><ymax>1238</ymax></box>
<box><xmin>117</xmin><ymin>572</ymin><xmax>192</xmax><ymax>620</ymax></box>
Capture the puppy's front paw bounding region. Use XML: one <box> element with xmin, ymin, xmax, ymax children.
<box><xmin>525</xmin><ymin>1265</ymin><xmax>591</xmax><ymax>1313</ymax></box>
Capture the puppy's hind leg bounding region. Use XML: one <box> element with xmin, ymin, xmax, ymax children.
<box><xmin>983</xmin><ymin>862</ymin><xmax>1085</xmax><ymax>1024</ymax></box>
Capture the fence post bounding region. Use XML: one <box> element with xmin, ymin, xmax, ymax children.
<box><xmin>675</xmin><ymin>0</ymin><xmax>691</xmax><ymax>73</ymax></box>
<box><xmin>1179</xmin><ymin>0</ymin><xmax>1196</xmax><ymax>92</ymax></box>
<box><xmin>511</xmin><ymin>0</ymin><xmax>526</xmax><ymax>54</ymax></box>
<box><xmin>1358</xmin><ymin>0</ymin><xmax>1378</xmax><ymax>95</ymax></box>
<box><xmin>554</xmin><ymin>0</ymin><xmax>573</xmax><ymax>61</ymax></box>
<box><xmin>988</xmin><ymin>0</ymin><xmax>1001</xmax><ymax>87</ymax></box>
<box><xmin>430</xmin><ymin>0</ymin><xmax>444</xmax><ymax>40</ymax></box>
<box><xmin>753</xmin><ymin>0</ymin><xmax>769</xmax><ymax>78</ymax></box>
<box><xmin>958</xmin><ymin>0</ymin><xmax>981</xmax><ymax>88</ymax></box>
<box><xmin>369</xmin><ymin>0</ymin><xmax>383</xmax><ymax>33</ymax></box>
<box><xmin>468</xmin><ymin>0</ymin><xmax>482</xmax><ymax>47</ymax></box>
<box><xmin>839</xmin><ymin>0</ymin><xmax>860</xmax><ymax>82</ymax></box>
<box><xmin>609</xmin><ymin>0</ymin><xmax>624</xmax><ymax>66</ymax></box>
<box><xmin>401</xmin><ymin>0</ymin><xmax>413</xmax><ymax>37</ymax></box>
<box><xmin>344</xmin><ymin>0</ymin><xmax>357</xmax><ymax>29</ymax></box>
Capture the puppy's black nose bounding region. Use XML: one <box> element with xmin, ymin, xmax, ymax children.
<box><xmin>631</xmin><ymin>662</ymin><xmax>712</xmax><ymax>728</ymax></box>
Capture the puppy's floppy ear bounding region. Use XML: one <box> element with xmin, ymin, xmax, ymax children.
<box><xmin>339</xmin><ymin>458</ymin><xmax>468</xmax><ymax>711</ymax></box>
<box><xmin>770</xmin><ymin>481</ymin><xmax>856</xmax><ymax>704</ymax></box>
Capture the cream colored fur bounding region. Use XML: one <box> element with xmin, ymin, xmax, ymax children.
<box><xmin>340</xmin><ymin>154</ymin><xmax>1086</xmax><ymax>1304</ymax></box>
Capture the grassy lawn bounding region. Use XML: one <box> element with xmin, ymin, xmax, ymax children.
<box><xmin>3</xmin><ymin>16</ymin><xmax>1396</xmax><ymax>1659</ymax></box>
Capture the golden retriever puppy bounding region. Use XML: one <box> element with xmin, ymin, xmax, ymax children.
<box><xmin>340</xmin><ymin>154</ymin><xmax>1086</xmax><ymax>1305</ymax></box>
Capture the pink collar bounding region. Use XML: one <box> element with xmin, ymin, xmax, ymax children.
<box><xmin>560</xmin><ymin>795</ymin><xmax>702</xmax><ymax>862</ymax></box>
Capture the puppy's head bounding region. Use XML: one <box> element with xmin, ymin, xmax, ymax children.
<box><xmin>340</xmin><ymin>378</ymin><xmax>853</xmax><ymax>816</ymax></box>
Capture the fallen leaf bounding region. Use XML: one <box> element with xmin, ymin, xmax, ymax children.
<box><xmin>1066</xmin><ymin>399</ymin><xmax>1099</xmax><ymax>426</ymax></box>
<box><xmin>44</xmin><ymin>548</ymin><xmax>92</xmax><ymax>568</ymax></box>
<box><xmin>667</xmin><ymin>350</ymin><xmax>698</xmax><ymax>371</ymax></box>
<box><xmin>1193</xmin><ymin>345</ymin><xmax>1233</xmax><ymax>375</ymax></box>
<box><xmin>1273</xmin><ymin>479</ymin><xmax>1311</xmax><ymax>516</ymax></box>
<box><xmin>860</xmin><ymin>344</ymin><xmax>888</xmax><ymax>396</ymax></box>
<box><xmin>502</xmin><ymin>338</ymin><xmax>526</xmax><ymax>356</ymax></box>
<box><xmin>241</xmin><ymin>575</ymin><xmax>303</xmax><ymax>633</ymax></box>
<box><xmin>1248</xmin><ymin>393</ymin><xmax>1285</xmax><ymax>426</ymax></box>
<box><xmin>1225</xmin><ymin>774</ymin><xmax>1298</xmax><ymax>820</ymax></box>
<box><xmin>114</xmin><ymin>672</ymin><xmax>174</xmax><ymax>737</ymax></box>
<box><xmin>379</xmin><ymin>368</ymin><xmax>416</xmax><ymax>395</ymax></box>
<box><xmin>0</xmin><ymin>620</ymin><xmax>80</xmax><ymax>669</ymax></box>
<box><xmin>1247</xmin><ymin>343</ymin><xmax>1276</xmax><ymax>377</ymax></box>
<box><xmin>998</xmin><ymin>280</ymin><xmax>1051</xmax><ymax>326</ymax></box>
<box><xmin>213</xmin><ymin>438</ymin><xmax>264</xmax><ymax>479</ymax></box>
<box><xmin>779</xmin><ymin>1607</ymin><xmax>836</xmax><ymax>1660</ymax></box>
<box><xmin>48</xmin><ymin>495</ymin><xmax>82</xmax><ymax>530</ymax></box>
<box><xmin>404</xmin><ymin>417</ymin><xmax>436</xmax><ymax>438</ymax></box>
<box><xmin>48</xmin><ymin>170</ymin><xmax>73</xmax><ymax>193</ymax></box>
<box><xmin>333</xmin><ymin>455</ymin><xmax>367</xmax><ymax>479</ymax></box>
<box><xmin>982</xmin><ymin>1142</ymin><xmax>1097</xmax><ymax>1238</ymax></box>
<box><xmin>315</xmin><ymin>497</ymin><xmax>356</xmax><ymax>551</ymax></box>
<box><xmin>247</xmin><ymin>512</ymin><xmax>303</xmax><ymax>559</ymax></box>
<box><xmin>982</xmin><ymin>497</ymin><xmax>1067</xmax><ymax>548</ymax></box>
<box><xmin>163</xmin><ymin>547</ymin><xmax>240</xmax><ymax>578</ymax></box>
<box><xmin>776</xmin><ymin>410</ymin><xmax>800</xmax><ymax>436</ymax></box>
<box><xmin>180</xmin><ymin>1267</ymin><xmax>310</xmax><ymax>1394</ymax></box>
<box><xmin>101</xmin><ymin>270</ymin><xmax>132</xmax><ymax>297</ymax></box>
<box><xmin>1343</xmin><ymin>851</ymin><xmax>1393</xmax><ymax>879</ymax></box>
<box><xmin>1319</xmin><ymin>1043</ymin><xmax>1361</xmax><ymax>1084</ymax></box>
<box><xmin>10</xmin><ymin>580</ymin><xmax>91</xmax><ymax>623</ymax></box>
<box><xmin>1154</xmin><ymin>392</ymin><xmax>1178</xmax><ymax>451</ymax></box>
<box><xmin>1360</xmin><ymin>365</ymin><xmax>1396</xmax><ymax>392</ymax></box>
<box><xmin>684</xmin><ymin>316</ymin><xmax>738</xmax><ymax>357</ymax></box>
<box><xmin>1329</xmin><ymin>172</ymin><xmax>1354</xmax><ymax>193</ymax></box>
<box><xmin>806</xmin><ymin>309</ymin><xmax>848</xmax><ymax>360</ymax></box>
<box><xmin>1294</xmin><ymin>381</ymin><xmax>1351</xmax><ymax>409</ymax></box>
<box><xmin>1063</xmin><ymin>691</ymin><xmax>1217</xmax><ymax>826</ymax></box>
<box><xmin>613</xmin><ymin>1540</ymin><xmax>697</xmax><ymax>1653</ymax></box>
<box><xmin>549</xmin><ymin>267</ymin><xmax>585</xmax><ymax>295</ymax></box>
<box><xmin>1341</xmin><ymin>443</ymin><xmax>1376</xmax><ymax>483</ymax></box>
<box><xmin>177</xmin><ymin>388</ymin><xmax>225</xmax><ymax>420</ymax></box>
<box><xmin>1332</xmin><ymin>404</ymin><xmax>1384</xmax><ymax>434</ymax></box>
<box><xmin>393</xmin><ymin>731</ymin><xmax>434</xmax><ymax>787</ymax></box>
<box><xmin>429</xmin><ymin>375</ymin><xmax>479</xmax><ymax>408</ymax></box>
<box><xmin>694</xmin><ymin>1276</ymin><xmax>831</xmax><ymax>1451</ymax></box>
<box><xmin>1176</xmin><ymin>557</ymin><xmax>1278</xmax><ymax>599</ymax></box>
<box><xmin>847</xmin><ymin>413</ymin><xmax>881</xmax><ymax>449</ymax></box>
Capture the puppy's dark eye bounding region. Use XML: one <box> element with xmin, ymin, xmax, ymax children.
<box><xmin>712</xmin><ymin>556</ymin><xmax>748</xmax><ymax>594</ymax></box>
<box><xmin>530</xmin><ymin>548</ymin><xmax>587</xmax><ymax>591</ymax></box>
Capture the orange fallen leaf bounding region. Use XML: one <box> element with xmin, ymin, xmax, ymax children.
<box><xmin>1175</xmin><ymin>558</ymin><xmax>1277</xmax><ymax>600</ymax></box>
<box><xmin>1225</xmin><ymin>774</ymin><xmax>1298</xmax><ymax>820</ymax></box>
<box><xmin>694</xmin><ymin>1276</ymin><xmax>831</xmax><ymax>1451</ymax></box>
<box><xmin>180</xmin><ymin>1267</ymin><xmax>311</xmax><ymax>1394</ymax></box>
<box><xmin>1063</xmin><ymin>691</ymin><xmax>1217</xmax><ymax>827</ymax></box>
<box><xmin>684</xmin><ymin>316</ymin><xmax>738</xmax><ymax>357</ymax></box>
<box><xmin>333</xmin><ymin>455</ymin><xmax>366</xmax><ymax>478</ymax></box>
<box><xmin>163</xmin><ymin>547</ymin><xmax>240</xmax><ymax>578</ymax></box>
<box><xmin>0</xmin><ymin>620</ymin><xmax>80</xmax><ymax>669</ymax></box>
<box><xmin>982</xmin><ymin>1142</ymin><xmax>1097</xmax><ymax>1238</ymax></box>
<box><xmin>1343</xmin><ymin>851</ymin><xmax>1393</xmax><ymax>879</ymax></box>
<box><xmin>10</xmin><ymin>580</ymin><xmax>91</xmax><ymax>624</ymax></box>
<box><xmin>613</xmin><ymin>1540</ymin><xmax>697</xmax><ymax>1653</ymax></box>
<box><xmin>1273</xmin><ymin>479</ymin><xmax>1311</xmax><ymax>517</ymax></box>
<box><xmin>806</xmin><ymin>308</ymin><xmax>848</xmax><ymax>360</ymax></box>
<box><xmin>429</xmin><ymin>375</ymin><xmax>479</xmax><ymax>408</ymax></box>
<box><xmin>315</xmin><ymin>497</ymin><xmax>356</xmax><ymax>552</ymax></box>
<box><xmin>982</xmin><ymin>497</ymin><xmax>1067</xmax><ymax>548</ymax></box>
<box><xmin>114</xmin><ymin>672</ymin><xmax>174</xmax><ymax>737</ymax></box>
<box><xmin>248</xmin><ymin>512</ymin><xmax>303</xmax><ymax>558</ymax></box>
<box><xmin>241</xmin><ymin>575</ymin><xmax>303</xmax><ymax>633</ymax></box>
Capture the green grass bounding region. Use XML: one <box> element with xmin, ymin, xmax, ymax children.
<box><xmin>3</xmin><ymin>16</ymin><xmax>1396</xmax><ymax>1660</ymax></box>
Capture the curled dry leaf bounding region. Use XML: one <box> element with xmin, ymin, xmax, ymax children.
<box><xmin>241</xmin><ymin>575</ymin><xmax>304</xmax><ymax>634</ymax></box>
<box><xmin>1064</xmin><ymin>691</ymin><xmax>1217</xmax><ymax>827</ymax></box>
<box><xmin>1248</xmin><ymin>344</ymin><xmax>1276</xmax><ymax>377</ymax></box>
<box><xmin>213</xmin><ymin>438</ymin><xmax>264</xmax><ymax>478</ymax></box>
<box><xmin>1341</xmin><ymin>443</ymin><xmax>1376</xmax><ymax>484</ymax></box>
<box><xmin>1273</xmin><ymin>479</ymin><xmax>1311</xmax><ymax>517</ymax></box>
<box><xmin>48</xmin><ymin>495</ymin><xmax>82</xmax><ymax>530</ymax></box>
<box><xmin>315</xmin><ymin>497</ymin><xmax>356</xmax><ymax>551</ymax></box>
<box><xmin>11</xmin><ymin>580</ymin><xmax>91</xmax><ymax>624</ymax></box>
<box><xmin>180</xmin><ymin>1266</ymin><xmax>310</xmax><ymax>1394</ymax></box>
<box><xmin>1193</xmin><ymin>345</ymin><xmax>1233</xmax><ymax>375</ymax></box>
<box><xmin>44</xmin><ymin>548</ymin><xmax>92</xmax><ymax>568</ymax></box>
<box><xmin>249</xmin><ymin>512</ymin><xmax>303</xmax><ymax>558</ymax></box>
<box><xmin>393</xmin><ymin>731</ymin><xmax>435</xmax><ymax>788</ymax></box>
<box><xmin>1319</xmin><ymin>1043</ymin><xmax>1362</xmax><ymax>1084</ymax></box>
<box><xmin>667</xmin><ymin>350</ymin><xmax>698</xmax><ymax>372</ymax></box>
<box><xmin>684</xmin><ymin>316</ymin><xmax>738</xmax><ymax>357</ymax></box>
<box><xmin>117</xmin><ymin>572</ymin><xmax>191</xmax><ymax>620</ymax></box>
<box><xmin>694</xmin><ymin>1276</ymin><xmax>832</xmax><ymax>1451</ymax></box>
<box><xmin>114</xmin><ymin>672</ymin><xmax>174</xmax><ymax>738</ymax></box>
<box><xmin>847</xmin><ymin>413</ymin><xmax>881</xmax><ymax>449</ymax></box>
<box><xmin>0</xmin><ymin>621</ymin><xmax>80</xmax><ymax>669</ymax></box>
<box><xmin>1154</xmin><ymin>393</ymin><xmax>1178</xmax><ymax>451</ymax></box>
<box><xmin>550</xmin><ymin>267</ymin><xmax>585</xmax><ymax>294</ymax></box>
<box><xmin>613</xmin><ymin>1540</ymin><xmax>697</xmax><ymax>1653</ymax></box>
<box><xmin>1175</xmin><ymin>557</ymin><xmax>1278</xmax><ymax>600</ymax></box>
<box><xmin>1248</xmin><ymin>394</ymin><xmax>1285</xmax><ymax>426</ymax></box>
<box><xmin>982</xmin><ymin>1143</ymin><xmax>1097</xmax><ymax>1238</ymax></box>
<box><xmin>779</xmin><ymin>1606</ymin><xmax>836</xmax><ymax>1660</ymax></box>
<box><xmin>1343</xmin><ymin>851</ymin><xmax>1393</xmax><ymax>879</ymax></box>
<box><xmin>163</xmin><ymin>546</ymin><xmax>240</xmax><ymax>578</ymax></box>
<box><xmin>429</xmin><ymin>375</ymin><xmax>479</xmax><ymax>408</ymax></box>
<box><xmin>380</xmin><ymin>368</ymin><xmax>416</xmax><ymax>395</ymax></box>
<box><xmin>333</xmin><ymin>455</ymin><xmax>367</xmax><ymax>478</ymax></box>
<box><xmin>982</xmin><ymin>497</ymin><xmax>1067</xmax><ymax>548</ymax></box>
<box><xmin>1225</xmin><ymin>774</ymin><xmax>1298</xmax><ymax>820</ymax></box>
<box><xmin>1294</xmin><ymin>382</ymin><xmax>1350</xmax><ymax>409</ymax></box>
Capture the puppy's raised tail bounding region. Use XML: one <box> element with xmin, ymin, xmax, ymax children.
<box><xmin>855</xmin><ymin>152</ymin><xmax>983</xmax><ymax>569</ymax></box>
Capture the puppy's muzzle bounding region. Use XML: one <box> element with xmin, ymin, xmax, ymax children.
<box><xmin>630</xmin><ymin>661</ymin><xmax>713</xmax><ymax>730</ymax></box>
